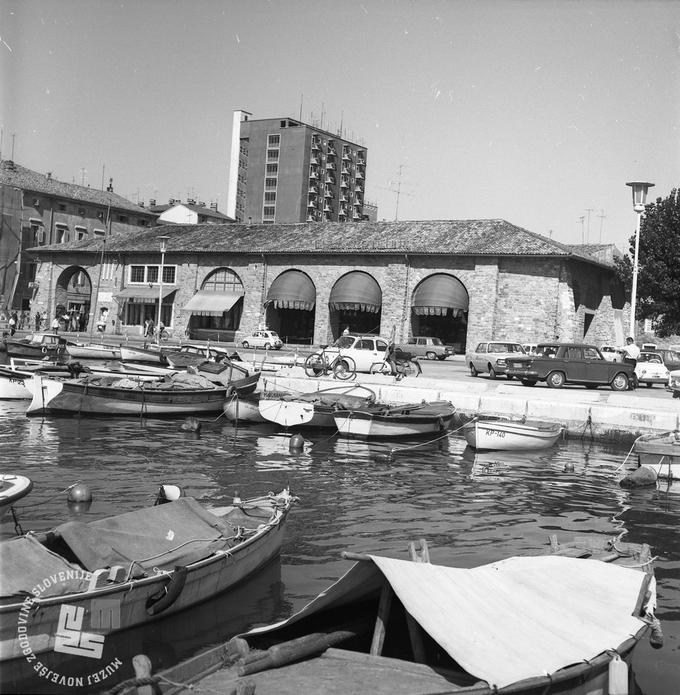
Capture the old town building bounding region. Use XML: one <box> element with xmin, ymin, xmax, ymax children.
<box><xmin>28</xmin><ymin>219</ymin><xmax>627</xmax><ymax>351</ymax></box>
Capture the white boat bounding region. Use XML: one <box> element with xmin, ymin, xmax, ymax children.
<box><xmin>634</xmin><ymin>431</ymin><xmax>680</xmax><ymax>480</ymax></box>
<box><xmin>334</xmin><ymin>400</ymin><xmax>455</xmax><ymax>438</ymax></box>
<box><xmin>65</xmin><ymin>343</ymin><xmax>122</xmax><ymax>360</ymax></box>
<box><xmin>463</xmin><ymin>418</ymin><xmax>563</xmax><ymax>451</ymax></box>
<box><xmin>0</xmin><ymin>362</ymin><xmax>79</xmax><ymax>399</ymax></box>
<box><xmin>259</xmin><ymin>385</ymin><xmax>377</xmax><ymax>429</ymax></box>
<box><xmin>119</xmin><ymin>343</ymin><xmax>166</xmax><ymax>364</ymax></box>
<box><xmin>224</xmin><ymin>393</ymin><xmax>267</xmax><ymax>423</ymax></box>
<box><xmin>0</xmin><ymin>474</ymin><xmax>33</xmax><ymax>519</ymax></box>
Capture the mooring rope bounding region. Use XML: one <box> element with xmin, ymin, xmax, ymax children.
<box><xmin>388</xmin><ymin>417</ymin><xmax>475</xmax><ymax>456</ymax></box>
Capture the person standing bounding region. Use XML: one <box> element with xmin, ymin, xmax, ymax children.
<box><xmin>35</xmin><ymin>311</ymin><xmax>41</xmax><ymax>331</ymax></box>
<box><xmin>8</xmin><ymin>312</ymin><xmax>16</xmax><ymax>336</ymax></box>
<box><xmin>620</xmin><ymin>337</ymin><xmax>641</xmax><ymax>367</ymax></box>
<box><xmin>51</xmin><ymin>316</ymin><xmax>60</xmax><ymax>334</ymax></box>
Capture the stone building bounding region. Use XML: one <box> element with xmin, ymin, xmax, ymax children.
<box><xmin>28</xmin><ymin>219</ymin><xmax>627</xmax><ymax>350</ymax></box>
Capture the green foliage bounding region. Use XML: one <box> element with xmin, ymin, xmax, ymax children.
<box><xmin>628</xmin><ymin>189</ymin><xmax>680</xmax><ymax>337</ymax></box>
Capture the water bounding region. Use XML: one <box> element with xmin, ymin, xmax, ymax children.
<box><xmin>1</xmin><ymin>401</ymin><xmax>679</xmax><ymax>694</ymax></box>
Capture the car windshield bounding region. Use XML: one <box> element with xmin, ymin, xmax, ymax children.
<box><xmin>488</xmin><ymin>343</ymin><xmax>523</xmax><ymax>353</ymax></box>
<box><xmin>333</xmin><ymin>336</ymin><xmax>355</xmax><ymax>349</ymax></box>
<box><xmin>640</xmin><ymin>354</ymin><xmax>662</xmax><ymax>363</ymax></box>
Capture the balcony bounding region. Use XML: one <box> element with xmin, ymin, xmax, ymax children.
<box><xmin>325</xmin><ymin>176</ymin><xmax>336</xmax><ymax>185</ymax></box>
<box><xmin>323</xmin><ymin>204</ymin><xmax>333</xmax><ymax>213</ymax></box>
<box><xmin>355</xmin><ymin>184</ymin><xmax>363</xmax><ymax>193</ymax></box>
<box><xmin>310</xmin><ymin>155</ymin><xmax>320</xmax><ymax>165</ymax></box>
<box><xmin>326</xmin><ymin>162</ymin><xmax>336</xmax><ymax>170</ymax></box>
<box><xmin>327</xmin><ymin>147</ymin><xmax>337</xmax><ymax>157</ymax></box>
<box><xmin>311</xmin><ymin>139</ymin><xmax>320</xmax><ymax>151</ymax></box>
<box><xmin>355</xmin><ymin>170</ymin><xmax>364</xmax><ymax>180</ymax></box>
<box><xmin>340</xmin><ymin>179</ymin><xmax>348</xmax><ymax>188</ymax></box>
<box><xmin>324</xmin><ymin>188</ymin><xmax>333</xmax><ymax>198</ymax></box>
<box><xmin>307</xmin><ymin>214</ymin><xmax>316</xmax><ymax>222</ymax></box>
<box><xmin>309</xmin><ymin>186</ymin><xmax>318</xmax><ymax>194</ymax></box>
<box><xmin>341</xmin><ymin>166</ymin><xmax>350</xmax><ymax>175</ymax></box>
<box><xmin>309</xmin><ymin>171</ymin><xmax>318</xmax><ymax>180</ymax></box>
<box><xmin>307</xmin><ymin>199</ymin><xmax>317</xmax><ymax>208</ymax></box>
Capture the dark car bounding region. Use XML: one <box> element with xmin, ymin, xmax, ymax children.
<box><xmin>505</xmin><ymin>343</ymin><xmax>635</xmax><ymax>390</ymax></box>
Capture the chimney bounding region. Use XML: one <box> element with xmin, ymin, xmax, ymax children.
<box><xmin>138</xmin><ymin>201</ymin><xmax>145</xmax><ymax>208</ymax></box>
<box><xmin>198</xmin><ymin>201</ymin><xmax>206</xmax><ymax>208</ymax></box>
<box><xmin>149</xmin><ymin>198</ymin><xmax>156</xmax><ymax>207</ymax></box>
<box><xmin>210</xmin><ymin>202</ymin><xmax>218</xmax><ymax>211</ymax></box>
<box><xmin>46</xmin><ymin>170</ymin><xmax>51</xmax><ymax>179</ymax></box>
<box><xmin>187</xmin><ymin>198</ymin><xmax>196</xmax><ymax>206</ymax></box>
<box><xmin>106</xmin><ymin>177</ymin><xmax>113</xmax><ymax>192</ymax></box>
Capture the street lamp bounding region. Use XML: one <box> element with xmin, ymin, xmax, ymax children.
<box><xmin>157</xmin><ymin>235</ymin><xmax>170</xmax><ymax>345</ymax></box>
<box><xmin>625</xmin><ymin>181</ymin><xmax>654</xmax><ymax>339</ymax></box>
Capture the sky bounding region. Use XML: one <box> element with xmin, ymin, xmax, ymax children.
<box><xmin>1</xmin><ymin>0</ymin><xmax>678</xmax><ymax>251</ymax></box>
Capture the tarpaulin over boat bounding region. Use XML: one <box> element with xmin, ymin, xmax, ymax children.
<box><xmin>412</xmin><ymin>273</ymin><xmax>468</xmax><ymax>316</ymax></box>
<box><xmin>246</xmin><ymin>554</ymin><xmax>652</xmax><ymax>690</ymax></box>
<box><xmin>265</xmin><ymin>271</ymin><xmax>316</xmax><ymax>311</ymax></box>
<box><xmin>0</xmin><ymin>535</ymin><xmax>90</xmax><ymax>599</ymax></box>
<box><xmin>329</xmin><ymin>272</ymin><xmax>381</xmax><ymax>313</ymax></box>
<box><xmin>54</xmin><ymin>497</ymin><xmax>235</xmax><ymax>573</ymax></box>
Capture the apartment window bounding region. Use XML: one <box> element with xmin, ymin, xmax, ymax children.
<box><xmin>267</xmin><ymin>134</ymin><xmax>280</xmax><ymax>147</ymax></box>
<box><xmin>97</xmin><ymin>210</ymin><xmax>105</xmax><ymax>220</ymax></box>
<box><xmin>266</xmin><ymin>149</ymin><xmax>279</xmax><ymax>162</ymax></box>
<box><xmin>78</xmin><ymin>207</ymin><xmax>85</xmax><ymax>216</ymax></box>
<box><xmin>55</xmin><ymin>225</ymin><xmax>68</xmax><ymax>243</ymax></box>
<box><xmin>263</xmin><ymin>206</ymin><xmax>275</xmax><ymax>222</ymax></box>
<box><xmin>75</xmin><ymin>225</ymin><xmax>87</xmax><ymax>240</ymax></box>
<box><xmin>58</xmin><ymin>203</ymin><xmax>66</xmax><ymax>211</ymax></box>
<box><xmin>139</xmin><ymin>219</ymin><xmax>149</xmax><ymax>227</ymax></box>
<box><xmin>265</xmin><ymin>177</ymin><xmax>277</xmax><ymax>189</ymax></box>
<box><xmin>203</xmin><ymin>268</ymin><xmax>243</xmax><ymax>293</ymax></box>
<box><xmin>129</xmin><ymin>265</ymin><xmax>176</xmax><ymax>284</ymax></box>
<box><xmin>29</xmin><ymin>221</ymin><xmax>44</xmax><ymax>245</ymax></box>
<box><xmin>93</xmin><ymin>228</ymin><xmax>106</xmax><ymax>238</ymax></box>
<box><xmin>264</xmin><ymin>192</ymin><xmax>276</xmax><ymax>203</ymax></box>
<box><xmin>118</xmin><ymin>215</ymin><xmax>128</xmax><ymax>223</ymax></box>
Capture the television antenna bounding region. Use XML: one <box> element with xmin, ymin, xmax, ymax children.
<box><xmin>376</xmin><ymin>165</ymin><xmax>414</xmax><ymax>221</ymax></box>
<box><xmin>597</xmin><ymin>209</ymin><xmax>606</xmax><ymax>242</ymax></box>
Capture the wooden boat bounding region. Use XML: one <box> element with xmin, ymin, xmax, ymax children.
<box><xmin>334</xmin><ymin>400</ymin><xmax>455</xmax><ymax>438</ymax></box>
<box><xmin>224</xmin><ymin>393</ymin><xmax>268</xmax><ymax>423</ymax></box>
<box><xmin>189</xmin><ymin>359</ymin><xmax>260</xmax><ymax>394</ymax></box>
<box><xmin>119</xmin><ymin>343</ymin><xmax>168</xmax><ymax>364</ymax></box>
<box><xmin>164</xmin><ymin>343</ymin><xmax>240</xmax><ymax>369</ymax></box>
<box><xmin>463</xmin><ymin>418</ymin><xmax>563</xmax><ymax>451</ymax></box>
<box><xmin>0</xmin><ymin>474</ymin><xmax>33</xmax><ymax>519</ymax></box>
<box><xmin>0</xmin><ymin>487</ymin><xmax>296</xmax><ymax>673</ymax></box>
<box><xmin>26</xmin><ymin>372</ymin><xmax>229</xmax><ymax>416</ymax></box>
<box><xmin>634</xmin><ymin>430</ymin><xmax>680</xmax><ymax>480</ymax></box>
<box><xmin>124</xmin><ymin>537</ymin><xmax>659</xmax><ymax>695</ymax></box>
<box><xmin>2</xmin><ymin>332</ymin><xmax>76</xmax><ymax>361</ymax></box>
<box><xmin>259</xmin><ymin>385</ymin><xmax>377</xmax><ymax>429</ymax></box>
<box><xmin>0</xmin><ymin>362</ymin><xmax>77</xmax><ymax>399</ymax></box>
<box><xmin>65</xmin><ymin>342</ymin><xmax>122</xmax><ymax>360</ymax></box>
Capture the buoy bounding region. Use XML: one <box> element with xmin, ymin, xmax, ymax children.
<box><xmin>233</xmin><ymin>491</ymin><xmax>242</xmax><ymax>505</ymax></box>
<box><xmin>564</xmin><ymin>462</ymin><xmax>575</xmax><ymax>472</ymax></box>
<box><xmin>154</xmin><ymin>484</ymin><xmax>184</xmax><ymax>505</ymax></box>
<box><xmin>67</xmin><ymin>483</ymin><xmax>92</xmax><ymax>504</ymax></box>
<box><xmin>607</xmin><ymin>653</ymin><xmax>628</xmax><ymax>695</ymax></box>
<box><xmin>289</xmin><ymin>433</ymin><xmax>305</xmax><ymax>452</ymax></box>
<box><xmin>180</xmin><ymin>417</ymin><xmax>201</xmax><ymax>432</ymax></box>
<box><xmin>620</xmin><ymin>466</ymin><xmax>657</xmax><ymax>488</ymax></box>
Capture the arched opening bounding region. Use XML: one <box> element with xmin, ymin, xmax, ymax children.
<box><xmin>329</xmin><ymin>271</ymin><xmax>382</xmax><ymax>339</ymax></box>
<box><xmin>411</xmin><ymin>273</ymin><xmax>469</xmax><ymax>353</ymax></box>
<box><xmin>184</xmin><ymin>268</ymin><xmax>244</xmax><ymax>341</ymax></box>
<box><xmin>264</xmin><ymin>270</ymin><xmax>316</xmax><ymax>345</ymax></box>
<box><xmin>54</xmin><ymin>266</ymin><xmax>93</xmax><ymax>332</ymax></box>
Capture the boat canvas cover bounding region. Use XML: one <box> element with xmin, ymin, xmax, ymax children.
<box><xmin>0</xmin><ymin>535</ymin><xmax>90</xmax><ymax>599</ymax></box>
<box><xmin>54</xmin><ymin>498</ymin><xmax>234</xmax><ymax>573</ymax></box>
<box><xmin>247</xmin><ymin>554</ymin><xmax>650</xmax><ymax>690</ymax></box>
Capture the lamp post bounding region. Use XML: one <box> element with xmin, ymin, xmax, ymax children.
<box><xmin>157</xmin><ymin>235</ymin><xmax>169</xmax><ymax>345</ymax></box>
<box><xmin>625</xmin><ymin>182</ymin><xmax>654</xmax><ymax>339</ymax></box>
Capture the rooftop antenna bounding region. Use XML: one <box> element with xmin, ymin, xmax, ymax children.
<box><xmin>585</xmin><ymin>208</ymin><xmax>594</xmax><ymax>243</ymax></box>
<box><xmin>597</xmin><ymin>209</ymin><xmax>606</xmax><ymax>243</ymax></box>
<box><xmin>377</xmin><ymin>165</ymin><xmax>414</xmax><ymax>222</ymax></box>
<box><xmin>80</xmin><ymin>168</ymin><xmax>86</xmax><ymax>186</ymax></box>
<box><xmin>11</xmin><ymin>133</ymin><xmax>15</xmax><ymax>160</ymax></box>
<box><xmin>578</xmin><ymin>215</ymin><xmax>585</xmax><ymax>244</ymax></box>
<box><xmin>101</xmin><ymin>164</ymin><xmax>105</xmax><ymax>191</ymax></box>
<box><xmin>299</xmin><ymin>93</ymin><xmax>303</xmax><ymax>121</ymax></box>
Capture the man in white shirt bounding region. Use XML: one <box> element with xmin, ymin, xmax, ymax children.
<box><xmin>620</xmin><ymin>337</ymin><xmax>641</xmax><ymax>367</ymax></box>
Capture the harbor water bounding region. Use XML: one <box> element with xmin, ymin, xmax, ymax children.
<box><xmin>1</xmin><ymin>400</ymin><xmax>679</xmax><ymax>694</ymax></box>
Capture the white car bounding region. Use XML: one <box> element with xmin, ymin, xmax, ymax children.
<box><xmin>240</xmin><ymin>330</ymin><xmax>283</xmax><ymax>350</ymax></box>
<box><xmin>314</xmin><ymin>334</ymin><xmax>390</xmax><ymax>373</ymax></box>
<box><xmin>600</xmin><ymin>346</ymin><xmax>622</xmax><ymax>363</ymax></box>
<box><xmin>465</xmin><ymin>341</ymin><xmax>525</xmax><ymax>379</ymax></box>
<box><xmin>635</xmin><ymin>351</ymin><xmax>670</xmax><ymax>387</ymax></box>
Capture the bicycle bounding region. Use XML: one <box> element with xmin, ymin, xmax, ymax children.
<box><xmin>369</xmin><ymin>354</ymin><xmax>422</xmax><ymax>379</ymax></box>
<box><xmin>304</xmin><ymin>345</ymin><xmax>356</xmax><ymax>380</ymax></box>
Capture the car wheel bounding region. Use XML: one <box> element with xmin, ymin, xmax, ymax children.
<box><xmin>425</xmin><ymin>351</ymin><xmax>436</xmax><ymax>360</ymax></box>
<box><xmin>546</xmin><ymin>371</ymin><xmax>565</xmax><ymax>388</ymax></box>
<box><xmin>264</xmin><ymin>342</ymin><xmax>271</xmax><ymax>350</ymax></box>
<box><xmin>241</xmin><ymin>341</ymin><xmax>249</xmax><ymax>349</ymax></box>
<box><xmin>469</xmin><ymin>363</ymin><xmax>478</xmax><ymax>377</ymax></box>
<box><xmin>521</xmin><ymin>379</ymin><xmax>537</xmax><ymax>386</ymax></box>
<box><xmin>506</xmin><ymin>374</ymin><xmax>514</xmax><ymax>380</ymax></box>
<box><xmin>488</xmin><ymin>364</ymin><xmax>496</xmax><ymax>380</ymax></box>
<box><xmin>610</xmin><ymin>373</ymin><xmax>629</xmax><ymax>391</ymax></box>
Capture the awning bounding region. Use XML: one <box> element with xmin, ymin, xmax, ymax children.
<box><xmin>183</xmin><ymin>290</ymin><xmax>243</xmax><ymax>317</ymax></box>
<box><xmin>266</xmin><ymin>270</ymin><xmax>316</xmax><ymax>311</ymax></box>
<box><xmin>412</xmin><ymin>274</ymin><xmax>468</xmax><ymax>317</ymax></box>
<box><xmin>329</xmin><ymin>272</ymin><xmax>381</xmax><ymax>313</ymax></box>
<box><xmin>115</xmin><ymin>287</ymin><xmax>176</xmax><ymax>304</ymax></box>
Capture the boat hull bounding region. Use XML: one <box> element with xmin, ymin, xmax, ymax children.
<box><xmin>27</xmin><ymin>375</ymin><xmax>227</xmax><ymax>416</ymax></box>
<box><xmin>335</xmin><ymin>401</ymin><xmax>455</xmax><ymax>438</ymax></box>
<box><xmin>119</xmin><ymin>345</ymin><xmax>166</xmax><ymax>364</ymax></box>
<box><xmin>224</xmin><ymin>394</ymin><xmax>267</xmax><ymax>422</ymax></box>
<box><xmin>66</xmin><ymin>345</ymin><xmax>122</xmax><ymax>360</ymax></box>
<box><xmin>0</xmin><ymin>475</ymin><xmax>33</xmax><ymax>519</ymax></box>
<box><xmin>463</xmin><ymin>420</ymin><xmax>563</xmax><ymax>451</ymax></box>
<box><xmin>635</xmin><ymin>433</ymin><xmax>680</xmax><ymax>480</ymax></box>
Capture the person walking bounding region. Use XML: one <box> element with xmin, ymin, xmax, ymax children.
<box><xmin>620</xmin><ymin>337</ymin><xmax>641</xmax><ymax>367</ymax></box>
<box><xmin>51</xmin><ymin>316</ymin><xmax>60</xmax><ymax>334</ymax></box>
<box><xmin>8</xmin><ymin>312</ymin><xmax>16</xmax><ymax>336</ymax></box>
<box><xmin>34</xmin><ymin>311</ymin><xmax>42</xmax><ymax>331</ymax></box>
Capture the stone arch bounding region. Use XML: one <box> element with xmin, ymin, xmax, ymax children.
<box><xmin>264</xmin><ymin>270</ymin><xmax>316</xmax><ymax>344</ymax></box>
<box><xmin>410</xmin><ymin>273</ymin><xmax>469</xmax><ymax>352</ymax></box>
<box><xmin>184</xmin><ymin>267</ymin><xmax>244</xmax><ymax>341</ymax></box>
<box><xmin>329</xmin><ymin>271</ymin><xmax>382</xmax><ymax>339</ymax></box>
<box><xmin>54</xmin><ymin>266</ymin><xmax>93</xmax><ymax>331</ymax></box>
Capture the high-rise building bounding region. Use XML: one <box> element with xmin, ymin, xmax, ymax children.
<box><xmin>227</xmin><ymin>111</ymin><xmax>367</xmax><ymax>224</ymax></box>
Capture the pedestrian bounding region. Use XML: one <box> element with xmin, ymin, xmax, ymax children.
<box><xmin>17</xmin><ymin>311</ymin><xmax>25</xmax><ymax>330</ymax></box>
<box><xmin>143</xmin><ymin>318</ymin><xmax>151</xmax><ymax>337</ymax></box>
<box><xmin>51</xmin><ymin>316</ymin><xmax>60</xmax><ymax>334</ymax></box>
<box><xmin>8</xmin><ymin>313</ymin><xmax>16</xmax><ymax>336</ymax></box>
<box><xmin>78</xmin><ymin>311</ymin><xmax>86</xmax><ymax>332</ymax></box>
<box><xmin>342</xmin><ymin>325</ymin><xmax>350</xmax><ymax>336</ymax></box>
<box><xmin>620</xmin><ymin>336</ymin><xmax>641</xmax><ymax>368</ymax></box>
<box><xmin>34</xmin><ymin>311</ymin><xmax>41</xmax><ymax>331</ymax></box>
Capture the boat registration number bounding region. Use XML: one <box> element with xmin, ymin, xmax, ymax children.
<box><xmin>484</xmin><ymin>429</ymin><xmax>506</xmax><ymax>438</ymax></box>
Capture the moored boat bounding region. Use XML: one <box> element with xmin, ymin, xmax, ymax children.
<box><xmin>3</xmin><ymin>332</ymin><xmax>76</xmax><ymax>361</ymax></box>
<box><xmin>119</xmin><ymin>343</ymin><xmax>168</xmax><ymax>364</ymax></box>
<box><xmin>634</xmin><ymin>430</ymin><xmax>680</xmax><ymax>480</ymax></box>
<box><xmin>463</xmin><ymin>418</ymin><xmax>563</xmax><ymax>451</ymax></box>
<box><xmin>65</xmin><ymin>342</ymin><xmax>122</xmax><ymax>360</ymax></box>
<box><xmin>0</xmin><ymin>487</ymin><xmax>297</xmax><ymax>680</ymax></box>
<box><xmin>334</xmin><ymin>400</ymin><xmax>455</xmax><ymax>438</ymax></box>
<box><xmin>0</xmin><ymin>362</ymin><xmax>78</xmax><ymax>399</ymax></box>
<box><xmin>224</xmin><ymin>393</ymin><xmax>268</xmax><ymax>423</ymax></box>
<box><xmin>123</xmin><ymin>537</ymin><xmax>659</xmax><ymax>695</ymax></box>
<box><xmin>27</xmin><ymin>372</ymin><xmax>229</xmax><ymax>416</ymax></box>
<box><xmin>259</xmin><ymin>384</ymin><xmax>377</xmax><ymax>429</ymax></box>
<box><xmin>0</xmin><ymin>474</ymin><xmax>33</xmax><ymax>519</ymax></box>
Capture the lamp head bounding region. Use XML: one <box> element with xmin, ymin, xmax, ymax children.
<box><xmin>626</xmin><ymin>181</ymin><xmax>654</xmax><ymax>213</ymax></box>
<box><xmin>158</xmin><ymin>235</ymin><xmax>170</xmax><ymax>253</ymax></box>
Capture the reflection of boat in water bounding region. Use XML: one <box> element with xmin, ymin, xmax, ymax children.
<box><xmin>634</xmin><ymin>431</ymin><xmax>680</xmax><ymax>480</ymax></box>
<box><xmin>463</xmin><ymin>419</ymin><xmax>562</xmax><ymax>451</ymax></box>
<box><xmin>136</xmin><ymin>538</ymin><xmax>659</xmax><ymax>695</ymax></box>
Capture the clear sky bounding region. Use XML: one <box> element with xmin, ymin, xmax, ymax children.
<box><xmin>1</xmin><ymin>0</ymin><xmax>678</xmax><ymax>250</ymax></box>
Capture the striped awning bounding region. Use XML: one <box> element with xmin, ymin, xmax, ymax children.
<box><xmin>115</xmin><ymin>287</ymin><xmax>176</xmax><ymax>304</ymax></box>
<box><xmin>266</xmin><ymin>271</ymin><xmax>316</xmax><ymax>311</ymax></box>
<box><xmin>183</xmin><ymin>290</ymin><xmax>243</xmax><ymax>317</ymax></box>
<box><xmin>412</xmin><ymin>274</ymin><xmax>468</xmax><ymax>317</ymax></box>
<box><xmin>329</xmin><ymin>272</ymin><xmax>382</xmax><ymax>313</ymax></box>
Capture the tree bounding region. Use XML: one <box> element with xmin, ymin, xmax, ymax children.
<box><xmin>615</xmin><ymin>188</ymin><xmax>680</xmax><ymax>337</ymax></box>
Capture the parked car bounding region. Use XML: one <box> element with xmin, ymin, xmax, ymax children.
<box><xmin>600</xmin><ymin>345</ymin><xmax>623</xmax><ymax>363</ymax></box>
<box><xmin>505</xmin><ymin>343</ymin><xmax>635</xmax><ymax>390</ymax></box>
<box><xmin>311</xmin><ymin>334</ymin><xmax>390</xmax><ymax>373</ymax></box>
<box><xmin>396</xmin><ymin>336</ymin><xmax>454</xmax><ymax>360</ymax></box>
<box><xmin>465</xmin><ymin>341</ymin><xmax>525</xmax><ymax>379</ymax></box>
<box><xmin>240</xmin><ymin>330</ymin><xmax>283</xmax><ymax>350</ymax></box>
<box><xmin>523</xmin><ymin>343</ymin><xmax>538</xmax><ymax>355</ymax></box>
<box><xmin>635</xmin><ymin>351</ymin><xmax>670</xmax><ymax>388</ymax></box>
<box><xmin>667</xmin><ymin>369</ymin><xmax>680</xmax><ymax>398</ymax></box>
<box><xmin>651</xmin><ymin>348</ymin><xmax>680</xmax><ymax>372</ymax></box>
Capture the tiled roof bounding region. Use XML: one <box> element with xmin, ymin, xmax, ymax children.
<box><xmin>149</xmin><ymin>203</ymin><xmax>233</xmax><ymax>221</ymax></box>
<box><xmin>0</xmin><ymin>160</ymin><xmax>157</xmax><ymax>216</ymax></box>
<box><xmin>34</xmin><ymin>219</ymin><xmax>613</xmax><ymax>268</ymax></box>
